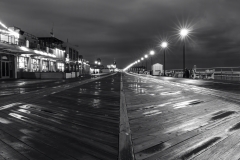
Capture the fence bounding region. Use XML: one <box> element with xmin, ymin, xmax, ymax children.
<box><xmin>165</xmin><ymin>67</ymin><xmax>240</xmax><ymax>81</ymax></box>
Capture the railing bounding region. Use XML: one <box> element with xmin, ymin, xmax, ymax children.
<box><xmin>29</xmin><ymin>42</ymin><xmax>38</xmax><ymax>50</ymax></box>
<box><xmin>0</xmin><ymin>34</ymin><xmax>18</xmax><ymax>45</ymax></box>
<box><xmin>165</xmin><ymin>67</ymin><xmax>240</xmax><ymax>81</ymax></box>
<box><xmin>0</xmin><ymin>33</ymin><xmax>63</xmax><ymax>58</ymax></box>
<box><xmin>18</xmin><ymin>39</ymin><xmax>26</xmax><ymax>46</ymax></box>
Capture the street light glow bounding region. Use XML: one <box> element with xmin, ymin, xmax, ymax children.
<box><xmin>95</xmin><ymin>61</ymin><xmax>97</xmax><ymax>64</ymax></box>
<box><xmin>141</xmin><ymin>57</ymin><xmax>144</xmax><ymax>60</ymax></box>
<box><xmin>161</xmin><ymin>42</ymin><xmax>168</xmax><ymax>48</ymax></box>
<box><xmin>144</xmin><ymin>55</ymin><xmax>148</xmax><ymax>58</ymax></box>
<box><xmin>180</xmin><ymin>28</ymin><xmax>189</xmax><ymax>37</ymax></box>
<box><xmin>150</xmin><ymin>50</ymin><xmax>155</xmax><ymax>55</ymax></box>
<box><xmin>138</xmin><ymin>60</ymin><xmax>140</xmax><ymax>62</ymax></box>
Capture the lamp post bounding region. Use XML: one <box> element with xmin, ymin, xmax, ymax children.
<box><xmin>134</xmin><ymin>61</ymin><xmax>137</xmax><ymax>72</ymax></box>
<box><xmin>180</xmin><ymin>28</ymin><xmax>189</xmax><ymax>74</ymax></box>
<box><xmin>150</xmin><ymin>50</ymin><xmax>155</xmax><ymax>75</ymax></box>
<box><xmin>144</xmin><ymin>55</ymin><xmax>148</xmax><ymax>72</ymax></box>
<box><xmin>161</xmin><ymin>41</ymin><xmax>168</xmax><ymax>76</ymax></box>
<box><xmin>94</xmin><ymin>60</ymin><xmax>98</xmax><ymax>74</ymax></box>
<box><xmin>137</xmin><ymin>60</ymin><xmax>140</xmax><ymax>73</ymax></box>
<box><xmin>141</xmin><ymin>57</ymin><xmax>144</xmax><ymax>72</ymax></box>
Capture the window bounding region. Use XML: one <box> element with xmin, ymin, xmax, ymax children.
<box><xmin>69</xmin><ymin>48</ymin><xmax>72</xmax><ymax>60</ymax></box>
<box><xmin>31</xmin><ymin>59</ymin><xmax>40</xmax><ymax>72</ymax></box>
<box><xmin>76</xmin><ymin>51</ymin><xmax>78</xmax><ymax>60</ymax></box>
<box><xmin>57</xmin><ymin>63</ymin><xmax>64</xmax><ymax>72</ymax></box>
<box><xmin>18</xmin><ymin>57</ymin><xmax>28</xmax><ymax>71</ymax></box>
<box><xmin>42</xmin><ymin>60</ymin><xmax>49</xmax><ymax>72</ymax></box>
<box><xmin>76</xmin><ymin>64</ymin><xmax>79</xmax><ymax>71</ymax></box>
<box><xmin>50</xmin><ymin>61</ymin><xmax>55</xmax><ymax>72</ymax></box>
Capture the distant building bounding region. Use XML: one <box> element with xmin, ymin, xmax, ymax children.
<box><xmin>0</xmin><ymin>21</ymin><xmax>90</xmax><ymax>79</ymax></box>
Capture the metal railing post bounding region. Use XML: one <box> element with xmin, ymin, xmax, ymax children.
<box><xmin>221</xmin><ymin>69</ymin><xmax>222</xmax><ymax>80</ymax></box>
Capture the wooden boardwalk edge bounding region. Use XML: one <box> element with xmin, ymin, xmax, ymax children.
<box><xmin>119</xmin><ymin>73</ymin><xmax>135</xmax><ymax>160</ymax></box>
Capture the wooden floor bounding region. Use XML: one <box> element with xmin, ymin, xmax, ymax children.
<box><xmin>123</xmin><ymin>73</ymin><xmax>240</xmax><ymax>160</ymax></box>
<box><xmin>0</xmin><ymin>73</ymin><xmax>120</xmax><ymax>160</ymax></box>
<box><xmin>2</xmin><ymin>72</ymin><xmax>240</xmax><ymax>160</ymax></box>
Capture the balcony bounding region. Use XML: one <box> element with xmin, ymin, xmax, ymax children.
<box><xmin>0</xmin><ymin>33</ymin><xmax>18</xmax><ymax>45</ymax></box>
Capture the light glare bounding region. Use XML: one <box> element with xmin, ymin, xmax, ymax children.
<box><xmin>180</xmin><ymin>28</ymin><xmax>189</xmax><ymax>37</ymax></box>
<box><xmin>150</xmin><ymin>50</ymin><xmax>155</xmax><ymax>55</ymax></box>
<box><xmin>161</xmin><ymin>42</ymin><xmax>168</xmax><ymax>48</ymax></box>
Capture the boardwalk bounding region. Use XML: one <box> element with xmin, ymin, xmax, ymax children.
<box><xmin>1</xmin><ymin>72</ymin><xmax>240</xmax><ymax>159</ymax></box>
<box><xmin>123</xmin><ymin>72</ymin><xmax>240</xmax><ymax>160</ymax></box>
<box><xmin>0</xmin><ymin>73</ymin><xmax>120</xmax><ymax>160</ymax></box>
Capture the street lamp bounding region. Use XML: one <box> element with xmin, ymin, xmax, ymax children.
<box><xmin>161</xmin><ymin>41</ymin><xmax>168</xmax><ymax>76</ymax></box>
<box><xmin>180</xmin><ymin>28</ymin><xmax>189</xmax><ymax>75</ymax></box>
<box><xmin>149</xmin><ymin>50</ymin><xmax>155</xmax><ymax>75</ymax></box>
<box><xmin>134</xmin><ymin>61</ymin><xmax>137</xmax><ymax>72</ymax></box>
<box><xmin>141</xmin><ymin>57</ymin><xmax>144</xmax><ymax>72</ymax></box>
<box><xmin>144</xmin><ymin>54</ymin><xmax>148</xmax><ymax>72</ymax></box>
<box><xmin>137</xmin><ymin>60</ymin><xmax>140</xmax><ymax>73</ymax></box>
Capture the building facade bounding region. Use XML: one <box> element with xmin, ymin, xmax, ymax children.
<box><xmin>0</xmin><ymin>21</ymin><xmax>91</xmax><ymax>79</ymax></box>
<box><xmin>0</xmin><ymin>24</ymin><xmax>62</xmax><ymax>79</ymax></box>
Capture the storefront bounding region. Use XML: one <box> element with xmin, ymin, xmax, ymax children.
<box><xmin>17</xmin><ymin>56</ymin><xmax>29</xmax><ymax>72</ymax></box>
<box><xmin>57</xmin><ymin>62</ymin><xmax>64</xmax><ymax>72</ymax></box>
<box><xmin>0</xmin><ymin>54</ymin><xmax>15</xmax><ymax>79</ymax></box>
<box><xmin>31</xmin><ymin>58</ymin><xmax>40</xmax><ymax>72</ymax></box>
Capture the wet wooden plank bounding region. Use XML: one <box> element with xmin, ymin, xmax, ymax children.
<box><xmin>13</xmin><ymin>103</ymin><xmax>119</xmax><ymax>140</ymax></box>
<box><xmin>0</xmin><ymin>128</ymin><xmax>75</xmax><ymax>160</ymax></box>
<box><xmin>0</xmin><ymin>129</ymin><xmax>52</xmax><ymax>160</ymax></box>
<box><xmin>1</xmin><ymin>113</ymin><xmax>101</xmax><ymax>160</ymax></box>
<box><xmin>192</xmin><ymin>129</ymin><xmax>240</xmax><ymax>160</ymax></box>
<box><xmin>0</xmin><ymin>139</ymin><xmax>28</xmax><ymax>160</ymax></box>
<box><xmin>130</xmin><ymin>100</ymin><xmax>238</xmax><ymax>142</ymax></box>
<box><xmin>0</xmin><ymin>155</ymin><xmax>5</xmax><ymax>160</ymax></box>
<box><xmin>0</xmin><ymin>73</ymin><xmax>120</xmax><ymax>160</ymax></box>
<box><xmin>123</xmin><ymin>73</ymin><xmax>240</xmax><ymax>160</ymax></box>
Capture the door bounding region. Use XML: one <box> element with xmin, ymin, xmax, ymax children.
<box><xmin>1</xmin><ymin>61</ymin><xmax>10</xmax><ymax>78</ymax></box>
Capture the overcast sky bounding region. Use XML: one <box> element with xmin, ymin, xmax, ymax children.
<box><xmin>1</xmin><ymin>0</ymin><xmax>240</xmax><ymax>69</ymax></box>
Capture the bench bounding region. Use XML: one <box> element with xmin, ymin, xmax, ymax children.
<box><xmin>191</xmin><ymin>69</ymin><xmax>215</xmax><ymax>79</ymax></box>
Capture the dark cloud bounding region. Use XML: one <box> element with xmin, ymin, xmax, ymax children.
<box><xmin>1</xmin><ymin>0</ymin><xmax>240</xmax><ymax>69</ymax></box>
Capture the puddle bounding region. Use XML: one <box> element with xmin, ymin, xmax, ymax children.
<box><xmin>19</xmin><ymin>105</ymin><xmax>31</xmax><ymax>109</ymax></box>
<box><xmin>40</xmin><ymin>109</ymin><xmax>54</xmax><ymax>114</ymax></box>
<box><xmin>173</xmin><ymin>99</ymin><xmax>203</xmax><ymax>109</ymax></box>
<box><xmin>92</xmin><ymin>99</ymin><xmax>101</xmax><ymax>108</ymax></box>
<box><xmin>229</xmin><ymin>122</ymin><xmax>240</xmax><ymax>132</ymax></box>
<box><xmin>211</xmin><ymin>111</ymin><xmax>235</xmax><ymax>120</ymax></box>
<box><xmin>212</xmin><ymin>110</ymin><xmax>226</xmax><ymax>116</ymax></box>
<box><xmin>161</xmin><ymin>91</ymin><xmax>181</xmax><ymax>95</ymax></box>
<box><xmin>9</xmin><ymin>113</ymin><xmax>29</xmax><ymax>121</ymax></box>
<box><xmin>0</xmin><ymin>103</ymin><xmax>22</xmax><ymax>110</ymax></box>
<box><xmin>143</xmin><ymin>110</ymin><xmax>162</xmax><ymax>116</ymax></box>
<box><xmin>180</xmin><ymin>137</ymin><xmax>221</xmax><ymax>159</ymax></box>
<box><xmin>139</xmin><ymin>142</ymin><xmax>167</xmax><ymax>155</ymax></box>
<box><xmin>18</xmin><ymin>109</ymin><xmax>31</xmax><ymax>114</ymax></box>
<box><xmin>0</xmin><ymin>117</ymin><xmax>11</xmax><ymax>124</ymax></box>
